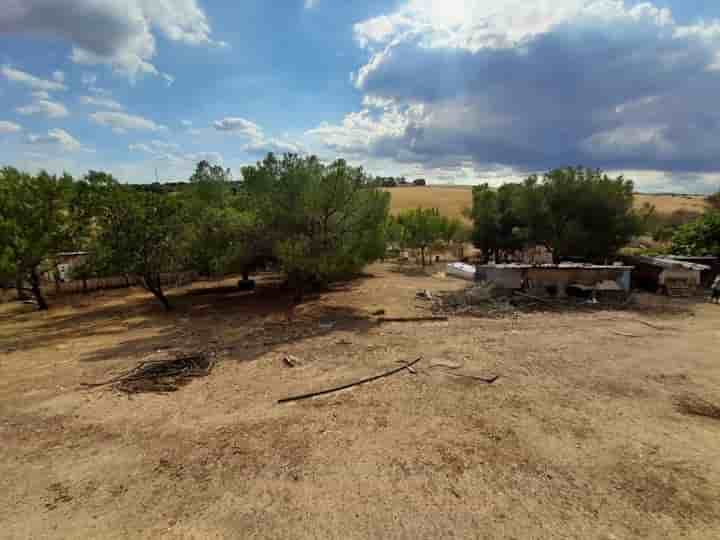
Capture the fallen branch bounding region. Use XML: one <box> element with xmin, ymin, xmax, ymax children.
<box><xmin>611</xmin><ymin>331</ymin><xmax>641</xmax><ymax>338</ymax></box>
<box><xmin>377</xmin><ymin>316</ymin><xmax>448</xmax><ymax>323</ymax></box>
<box><xmin>277</xmin><ymin>357</ymin><xmax>422</xmax><ymax>404</ymax></box>
<box><xmin>82</xmin><ymin>354</ymin><xmax>213</xmax><ymax>393</ymax></box>
<box><xmin>443</xmin><ymin>372</ymin><xmax>500</xmax><ymax>384</ymax></box>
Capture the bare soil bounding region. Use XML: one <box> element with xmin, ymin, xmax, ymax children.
<box><xmin>2</xmin><ymin>263</ymin><xmax>720</xmax><ymax>539</ymax></box>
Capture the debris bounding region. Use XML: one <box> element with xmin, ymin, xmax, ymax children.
<box><xmin>429</xmin><ymin>360</ymin><xmax>463</xmax><ymax>370</ymax></box>
<box><xmin>675</xmin><ymin>394</ymin><xmax>720</xmax><ymax>420</ymax></box>
<box><xmin>319</xmin><ymin>321</ymin><xmax>336</xmax><ymax>330</ymax></box>
<box><xmin>444</xmin><ymin>372</ymin><xmax>500</xmax><ymax>384</ymax></box>
<box><xmin>372</xmin><ymin>309</ymin><xmax>386</xmax><ymax>316</ymax></box>
<box><xmin>512</xmin><ymin>291</ymin><xmax>556</xmax><ymax>305</ymax></box>
<box><xmin>378</xmin><ymin>316</ymin><xmax>448</xmax><ymax>323</ymax></box>
<box><xmin>406</xmin><ymin>366</ymin><xmax>418</xmax><ymax>374</ymax></box>
<box><xmin>277</xmin><ymin>357</ymin><xmax>422</xmax><ymax>404</ymax></box>
<box><xmin>611</xmin><ymin>331</ymin><xmax>641</xmax><ymax>338</ymax></box>
<box><xmin>283</xmin><ymin>355</ymin><xmax>300</xmax><ymax>368</ymax></box>
<box><xmin>82</xmin><ymin>353</ymin><xmax>214</xmax><ymax>394</ymax></box>
<box><xmin>416</xmin><ymin>289</ymin><xmax>433</xmax><ymax>300</ymax></box>
<box><xmin>336</xmin><ymin>338</ymin><xmax>353</xmax><ymax>346</ymax></box>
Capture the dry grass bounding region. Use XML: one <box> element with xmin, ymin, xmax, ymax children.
<box><xmin>2</xmin><ymin>267</ymin><xmax>720</xmax><ymax>538</ymax></box>
<box><xmin>386</xmin><ymin>186</ymin><xmax>710</xmax><ymax>220</ymax></box>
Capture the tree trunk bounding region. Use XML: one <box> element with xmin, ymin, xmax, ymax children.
<box><xmin>15</xmin><ymin>274</ymin><xmax>28</xmax><ymax>300</ymax></box>
<box><xmin>143</xmin><ymin>274</ymin><xmax>172</xmax><ymax>311</ymax></box>
<box><xmin>82</xmin><ymin>278</ymin><xmax>88</xmax><ymax>293</ymax></box>
<box><xmin>242</xmin><ymin>268</ymin><xmax>250</xmax><ymax>281</ymax></box>
<box><xmin>420</xmin><ymin>247</ymin><xmax>426</xmax><ymax>267</ymax></box>
<box><xmin>29</xmin><ymin>268</ymin><xmax>48</xmax><ymax>311</ymax></box>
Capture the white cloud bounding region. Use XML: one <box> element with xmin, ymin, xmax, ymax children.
<box><xmin>79</xmin><ymin>95</ymin><xmax>124</xmax><ymax>110</ymax></box>
<box><xmin>26</xmin><ymin>128</ymin><xmax>83</xmax><ymax>151</ymax></box>
<box><xmin>16</xmin><ymin>99</ymin><xmax>69</xmax><ymax>119</ymax></box>
<box><xmin>52</xmin><ymin>70</ymin><xmax>64</xmax><ymax>83</ymax></box>
<box><xmin>0</xmin><ymin>121</ymin><xmax>22</xmax><ymax>134</ymax></box>
<box><xmin>181</xmin><ymin>120</ymin><xmax>192</xmax><ymax>127</ymax></box>
<box><xmin>150</xmin><ymin>140</ymin><xmax>180</xmax><ymax>151</ymax></box>
<box><xmin>311</xmin><ymin>0</ymin><xmax>720</xmax><ymax>184</ymax></box>
<box><xmin>304</xmin><ymin>0</ymin><xmax>319</xmax><ymax>8</ymax></box>
<box><xmin>31</xmin><ymin>90</ymin><xmax>50</xmax><ymax>100</ymax></box>
<box><xmin>90</xmin><ymin>111</ymin><xmax>166</xmax><ymax>133</ymax></box>
<box><xmin>213</xmin><ymin>117</ymin><xmax>263</xmax><ymax>138</ymax></box>
<box><xmin>129</xmin><ymin>143</ymin><xmax>154</xmax><ymax>154</ymax></box>
<box><xmin>1</xmin><ymin>65</ymin><xmax>67</xmax><ymax>91</ymax></box>
<box><xmin>243</xmin><ymin>137</ymin><xmax>303</xmax><ymax>155</ymax></box>
<box><xmin>0</xmin><ymin>0</ymin><xmax>226</xmax><ymax>81</ymax></box>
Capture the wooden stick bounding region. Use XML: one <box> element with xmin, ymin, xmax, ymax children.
<box><xmin>277</xmin><ymin>357</ymin><xmax>422</xmax><ymax>404</ymax></box>
<box><xmin>611</xmin><ymin>331</ymin><xmax>641</xmax><ymax>338</ymax></box>
<box><xmin>377</xmin><ymin>316</ymin><xmax>448</xmax><ymax>323</ymax></box>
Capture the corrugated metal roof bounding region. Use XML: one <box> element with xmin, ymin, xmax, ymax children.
<box><xmin>629</xmin><ymin>256</ymin><xmax>710</xmax><ymax>271</ymax></box>
<box><xmin>477</xmin><ymin>264</ymin><xmax>634</xmax><ymax>270</ymax></box>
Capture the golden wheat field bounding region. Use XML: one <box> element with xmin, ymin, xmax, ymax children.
<box><xmin>386</xmin><ymin>186</ymin><xmax>710</xmax><ymax>219</ymax></box>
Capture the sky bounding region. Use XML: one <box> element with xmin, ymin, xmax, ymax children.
<box><xmin>2</xmin><ymin>0</ymin><xmax>720</xmax><ymax>193</ymax></box>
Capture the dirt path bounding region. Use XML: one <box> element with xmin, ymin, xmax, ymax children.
<box><xmin>1</xmin><ymin>264</ymin><xmax>719</xmax><ymax>539</ymax></box>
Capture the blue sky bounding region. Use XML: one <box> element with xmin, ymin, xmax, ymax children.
<box><xmin>2</xmin><ymin>0</ymin><xmax>720</xmax><ymax>192</ymax></box>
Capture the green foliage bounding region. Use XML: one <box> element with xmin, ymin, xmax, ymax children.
<box><xmin>469</xmin><ymin>167</ymin><xmax>641</xmax><ymax>263</ymax></box>
<box><xmin>396</xmin><ymin>208</ymin><xmax>448</xmax><ymax>266</ymax></box>
<box><xmin>671</xmin><ymin>211</ymin><xmax>720</xmax><ymax>256</ymax></box>
<box><xmin>241</xmin><ymin>154</ymin><xmax>390</xmax><ymax>292</ymax></box>
<box><xmin>95</xmin><ymin>187</ymin><xmax>190</xmax><ymax>309</ymax></box>
<box><xmin>0</xmin><ymin>167</ymin><xmax>73</xmax><ymax>309</ymax></box>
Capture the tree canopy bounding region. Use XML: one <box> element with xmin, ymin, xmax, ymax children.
<box><xmin>469</xmin><ymin>167</ymin><xmax>641</xmax><ymax>263</ymax></box>
<box><xmin>671</xmin><ymin>211</ymin><xmax>720</xmax><ymax>256</ymax></box>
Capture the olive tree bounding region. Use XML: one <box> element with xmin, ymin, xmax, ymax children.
<box><xmin>0</xmin><ymin>167</ymin><xmax>72</xmax><ymax>310</ymax></box>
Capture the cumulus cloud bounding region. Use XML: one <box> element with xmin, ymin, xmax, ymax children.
<box><xmin>243</xmin><ymin>137</ymin><xmax>303</xmax><ymax>155</ymax></box>
<box><xmin>79</xmin><ymin>95</ymin><xmax>124</xmax><ymax>110</ymax></box>
<box><xmin>214</xmin><ymin>116</ymin><xmax>303</xmax><ymax>155</ymax></box>
<box><xmin>0</xmin><ymin>121</ymin><xmax>22</xmax><ymax>134</ymax></box>
<box><xmin>0</xmin><ymin>0</ymin><xmax>226</xmax><ymax>81</ymax></box>
<box><xmin>90</xmin><ymin>111</ymin><xmax>166</xmax><ymax>133</ymax></box>
<box><xmin>213</xmin><ymin>117</ymin><xmax>263</xmax><ymax>138</ymax></box>
<box><xmin>31</xmin><ymin>90</ymin><xmax>50</xmax><ymax>100</ymax></box>
<box><xmin>16</xmin><ymin>99</ymin><xmax>69</xmax><ymax>119</ymax></box>
<box><xmin>313</xmin><ymin>0</ymin><xmax>720</xmax><ymax>187</ymax></box>
<box><xmin>26</xmin><ymin>128</ymin><xmax>83</xmax><ymax>151</ymax></box>
<box><xmin>1</xmin><ymin>65</ymin><xmax>67</xmax><ymax>91</ymax></box>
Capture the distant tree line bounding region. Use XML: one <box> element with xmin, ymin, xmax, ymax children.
<box><xmin>0</xmin><ymin>154</ymin><xmax>391</xmax><ymax>311</ymax></box>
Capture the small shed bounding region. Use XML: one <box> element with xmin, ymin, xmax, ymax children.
<box><xmin>475</xmin><ymin>263</ymin><xmax>633</xmax><ymax>297</ymax></box>
<box><xmin>665</xmin><ymin>256</ymin><xmax>719</xmax><ymax>287</ymax></box>
<box><xmin>622</xmin><ymin>256</ymin><xmax>709</xmax><ymax>296</ymax></box>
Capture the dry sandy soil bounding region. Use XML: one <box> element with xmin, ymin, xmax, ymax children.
<box><xmin>2</xmin><ymin>264</ymin><xmax>720</xmax><ymax>539</ymax></box>
<box><xmin>387</xmin><ymin>187</ymin><xmax>709</xmax><ymax>220</ymax></box>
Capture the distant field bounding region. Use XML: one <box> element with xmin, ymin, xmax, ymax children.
<box><xmin>386</xmin><ymin>186</ymin><xmax>709</xmax><ymax>219</ymax></box>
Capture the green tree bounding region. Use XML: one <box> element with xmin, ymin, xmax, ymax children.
<box><xmin>671</xmin><ymin>211</ymin><xmax>720</xmax><ymax>256</ymax></box>
<box><xmin>535</xmin><ymin>167</ymin><xmax>640</xmax><ymax>263</ymax></box>
<box><xmin>95</xmin><ymin>187</ymin><xmax>190</xmax><ymax>310</ymax></box>
<box><xmin>0</xmin><ymin>167</ymin><xmax>72</xmax><ymax>310</ymax></box>
<box><xmin>396</xmin><ymin>207</ymin><xmax>447</xmax><ymax>266</ymax></box>
<box><xmin>470</xmin><ymin>168</ymin><xmax>641</xmax><ymax>264</ymax></box>
<box><xmin>241</xmin><ymin>153</ymin><xmax>390</xmax><ymax>299</ymax></box>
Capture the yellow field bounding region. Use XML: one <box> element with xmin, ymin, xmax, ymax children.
<box><xmin>386</xmin><ymin>186</ymin><xmax>709</xmax><ymax>219</ymax></box>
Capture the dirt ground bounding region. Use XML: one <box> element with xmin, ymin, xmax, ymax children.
<box><xmin>2</xmin><ymin>263</ymin><xmax>720</xmax><ymax>539</ymax></box>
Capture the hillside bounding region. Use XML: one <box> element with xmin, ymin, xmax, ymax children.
<box><xmin>386</xmin><ymin>186</ymin><xmax>710</xmax><ymax>219</ymax></box>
